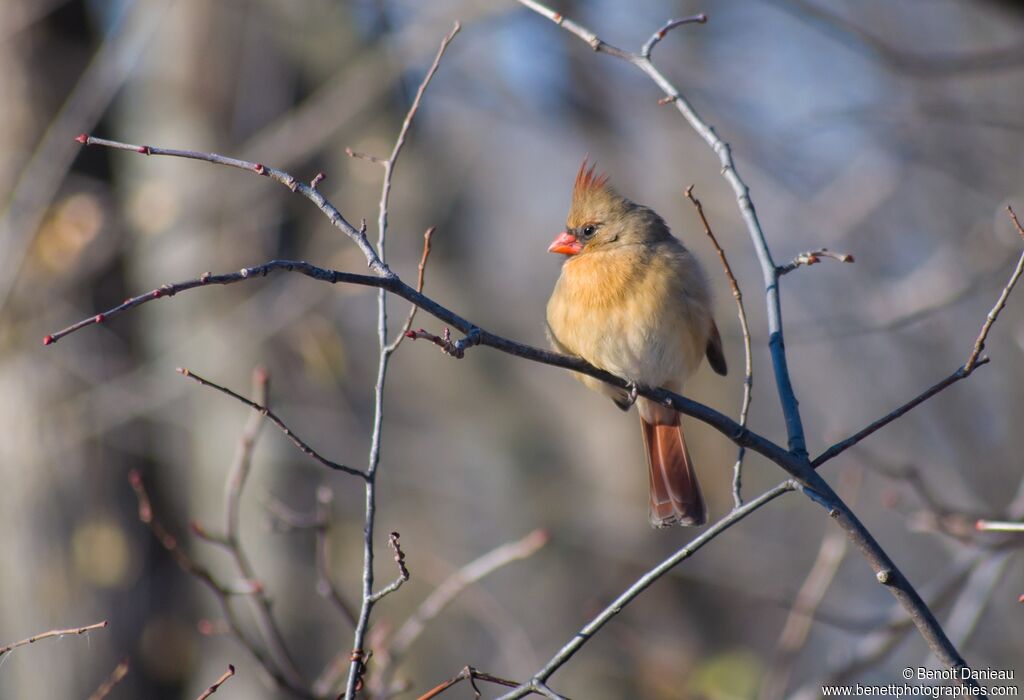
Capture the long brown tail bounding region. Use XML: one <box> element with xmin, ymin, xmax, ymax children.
<box><xmin>641</xmin><ymin>417</ymin><xmax>706</xmax><ymax>528</ymax></box>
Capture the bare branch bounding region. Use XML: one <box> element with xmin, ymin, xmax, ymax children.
<box><xmin>345</xmin><ymin>147</ymin><xmax>386</xmax><ymax>165</ymax></box>
<box><xmin>777</xmin><ymin>248</ymin><xmax>856</xmax><ymax>276</ymax></box>
<box><xmin>811</xmin><ymin>362</ymin><xmax>989</xmax><ymax>468</ymax></box>
<box><xmin>417</xmin><ymin>666</ymin><xmax>522</xmax><ymax>700</ymax></box>
<box><xmin>87</xmin><ymin>657</ymin><xmax>130</xmax><ymax>700</ymax></box>
<box><xmin>176</xmin><ymin>367</ymin><xmax>365</xmax><ymax>479</ymax></box>
<box><xmin>0</xmin><ymin>620</ymin><xmax>108</xmax><ymax>659</ymax></box>
<box><xmin>386</xmin><ymin>226</ymin><xmax>436</xmax><ymax>353</ymax></box>
<box><xmin>964</xmin><ymin>205</ymin><xmax>1024</xmax><ymax>371</ymax></box>
<box><xmin>196</xmin><ymin>665</ymin><xmax>236</xmax><ymax>700</ymax></box>
<box><xmin>686</xmin><ymin>185</ymin><xmax>753</xmax><ymax>506</ymax></box>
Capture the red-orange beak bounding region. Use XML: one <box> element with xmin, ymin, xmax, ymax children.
<box><xmin>548</xmin><ymin>230</ymin><xmax>583</xmax><ymax>255</ymax></box>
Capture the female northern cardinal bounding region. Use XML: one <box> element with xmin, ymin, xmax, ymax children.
<box><xmin>546</xmin><ymin>161</ymin><xmax>727</xmax><ymax>527</ymax></box>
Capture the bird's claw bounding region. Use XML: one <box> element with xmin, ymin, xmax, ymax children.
<box><xmin>625</xmin><ymin>381</ymin><xmax>640</xmax><ymax>407</ymax></box>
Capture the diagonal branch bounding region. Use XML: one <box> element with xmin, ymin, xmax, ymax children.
<box><xmin>814</xmin><ymin>205</ymin><xmax>1024</xmax><ymax>467</ymax></box>
<box><xmin>386</xmin><ymin>226</ymin><xmax>436</xmax><ymax>352</ymax></box>
<box><xmin>176</xmin><ymin>367</ymin><xmax>365</xmax><ymax>479</ymax></box>
<box><xmin>0</xmin><ymin>620</ymin><xmax>108</xmax><ymax>659</ymax></box>
<box><xmin>496</xmin><ymin>482</ymin><xmax>797</xmax><ymax>699</ymax></box>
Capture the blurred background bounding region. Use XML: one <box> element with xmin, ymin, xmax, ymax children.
<box><xmin>2</xmin><ymin>0</ymin><xmax>1023</xmax><ymax>698</ymax></box>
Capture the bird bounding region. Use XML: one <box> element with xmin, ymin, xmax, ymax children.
<box><xmin>545</xmin><ymin>160</ymin><xmax>727</xmax><ymax>528</ymax></box>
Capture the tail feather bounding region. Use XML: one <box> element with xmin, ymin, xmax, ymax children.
<box><xmin>641</xmin><ymin>417</ymin><xmax>706</xmax><ymax>527</ymax></box>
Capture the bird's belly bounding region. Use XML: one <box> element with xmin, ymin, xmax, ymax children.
<box><xmin>589</xmin><ymin>317</ymin><xmax>689</xmax><ymax>386</ymax></box>
<box><xmin>560</xmin><ymin>302</ymin><xmax>700</xmax><ymax>389</ymax></box>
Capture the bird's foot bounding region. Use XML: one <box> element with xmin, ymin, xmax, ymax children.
<box><xmin>625</xmin><ymin>381</ymin><xmax>640</xmax><ymax>407</ymax></box>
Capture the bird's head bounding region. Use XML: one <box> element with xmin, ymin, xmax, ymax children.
<box><xmin>548</xmin><ymin>159</ymin><xmax>668</xmax><ymax>256</ymax></box>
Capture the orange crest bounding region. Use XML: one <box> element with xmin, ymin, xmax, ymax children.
<box><xmin>573</xmin><ymin>158</ymin><xmax>609</xmax><ymax>199</ymax></box>
<box><xmin>569</xmin><ymin>158</ymin><xmax>623</xmax><ymax>227</ymax></box>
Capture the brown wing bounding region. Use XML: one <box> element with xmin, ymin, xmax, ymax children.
<box><xmin>705</xmin><ymin>320</ymin><xmax>728</xmax><ymax>376</ymax></box>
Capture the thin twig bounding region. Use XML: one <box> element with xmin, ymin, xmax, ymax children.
<box><xmin>196</xmin><ymin>664</ymin><xmax>236</xmax><ymax>700</ymax></box>
<box><xmin>686</xmin><ymin>185</ymin><xmax>752</xmax><ymax>506</ymax></box>
<box><xmin>417</xmin><ymin>666</ymin><xmax>522</xmax><ymax>700</ymax></box>
<box><xmin>403</xmin><ymin>327</ymin><xmax>479</xmax><ymax>358</ymax></box>
<box><xmin>344</xmin><ymin>23</ymin><xmax>461</xmax><ymax>700</ymax></box>
<box><xmin>497</xmin><ymin>483</ymin><xmax>796</xmax><ymax>699</ymax></box>
<box><xmin>811</xmin><ymin>361</ymin><xmax>989</xmax><ymax>469</ymax></box>
<box><xmin>87</xmin><ymin>657</ymin><xmax>130</xmax><ymax>700</ymax></box>
<box><xmin>345</xmin><ymin>147</ymin><xmax>387</xmax><ymax>165</ymax></box>
<box><xmin>964</xmin><ymin>205</ymin><xmax>1024</xmax><ymax>371</ymax></box>
<box><xmin>386</xmin><ymin>226</ymin><xmax>436</xmax><ymax>352</ymax></box>
<box><xmin>0</xmin><ymin>620</ymin><xmax>108</xmax><ymax>658</ymax></box>
<box><xmin>641</xmin><ymin>14</ymin><xmax>707</xmax><ymax>58</ymax></box>
<box><xmin>368</xmin><ymin>532</ymin><xmax>411</xmax><ymax>603</ymax></box>
<box><xmin>776</xmin><ymin>248</ymin><xmax>855</xmax><ymax>276</ymax></box>
<box><xmin>176</xmin><ymin>367</ymin><xmax>365</xmax><ymax>479</ymax></box>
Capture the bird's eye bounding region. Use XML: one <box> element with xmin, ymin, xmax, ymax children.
<box><xmin>581</xmin><ymin>224</ymin><xmax>597</xmax><ymax>238</ymax></box>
